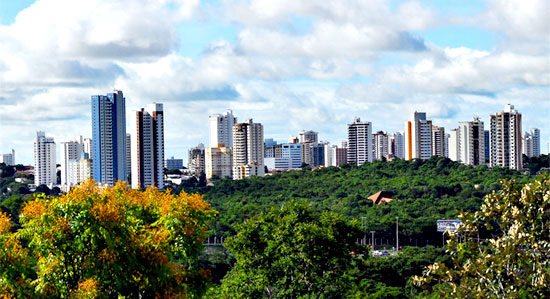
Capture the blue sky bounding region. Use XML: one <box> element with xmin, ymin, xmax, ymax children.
<box><xmin>0</xmin><ymin>0</ymin><xmax>548</xmax><ymax>164</ymax></box>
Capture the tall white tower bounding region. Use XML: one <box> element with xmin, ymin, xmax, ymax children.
<box><xmin>490</xmin><ymin>104</ymin><xmax>522</xmax><ymax>169</ymax></box>
<box><xmin>347</xmin><ymin>117</ymin><xmax>372</xmax><ymax>165</ymax></box>
<box><xmin>34</xmin><ymin>131</ymin><xmax>56</xmax><ymax>186</ymax></box>
<box><xmin>209</xmin><ymin>109</ymin><xmax>237</xmax><ymax>147</ymax></box>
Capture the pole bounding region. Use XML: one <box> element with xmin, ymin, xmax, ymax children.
<box><xmin>371</xmin><ymin>231</ymin><xmax>375</xmax><ymax>250</ymax></box>
<box><xmin>442</xmin><ymin>232</ymin><xmax>445</xmax><ymax>247</ymax></box>
<box><xmin>396</xmin><ymin>217</ymin><xmax>399</xmax><ymax>251</ymax></box>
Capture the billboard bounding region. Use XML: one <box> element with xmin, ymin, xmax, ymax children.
<box><xmin>437</xmin><ymin>220</ymin><xmax>462</xmax><ymax>232</ymax></box>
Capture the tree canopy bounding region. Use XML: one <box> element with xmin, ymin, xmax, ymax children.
<box><xmin>215</xmin><ymin>200</ymin><xmax>366</xmax><ymax>298</ymax></box>
<box><xmin>414</xmin><ymin>173</ymin><xmax>550</xmax><ymax>298</ymax></box>
<box><xmin>0</xmin><ymin>179</ymin><xmax>217</xmax><ymax>298</ymax></box>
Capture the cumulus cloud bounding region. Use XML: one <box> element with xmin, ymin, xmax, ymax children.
<box><xmin>1</xmin><ymin>0</ymin><xmax>549</xmax><ymax>163</ymax></box>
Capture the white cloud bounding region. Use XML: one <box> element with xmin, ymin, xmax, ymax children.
<box><xmin>1</xmin><ymin>0</ymin><xmax>550</xmax><ymax>164</ymax></box>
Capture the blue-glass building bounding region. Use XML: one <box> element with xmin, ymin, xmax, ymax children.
<box><xmin>91</xmin><ymin>90</ymin><xmax>127</xmax><ymax>185</ymax></box>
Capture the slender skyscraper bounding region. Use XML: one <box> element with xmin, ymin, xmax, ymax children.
<box><xmin>373</xmin><ymin>131</ymin><xmax>388</xmax><ymax>160</ymax></box>
<box><xmin>132</xmin><ymin>103</ymin><xmax>165</xmax><ymax>189</ymax></box>
<box><xmin>389</xmin><ymin>132</ymin><xmax>405</xmax><ymax>159</ymax></box>
<box><xmin>34</xmin><ymin>131</ymin><xmax>56</xmax><ymax>186</ymax></box>
<box><xmin>431</xmin><ymin>126</ymin><xmax>446</xmax><ymax>157</ymax></box>
<box><xmin>347</xmin><ymin>117</ymin><xmax>372</xmax><ymax>165</ymax></box>
<box><xmin>232</xmin><ymin>119</ymin><xmax>264</xmax><ymax>179</ymax></box>
<box><xmin>209</xmin><ymin>109</ymin><xmax>237</xmax><ymax>147</ymax></box>
<box><xmin>490</xmin><ymin>104</ymin><xmax>522</xmax><ymax>170</ymax></box>
<box><xmin>523</xmin><ymin>128</ymin><xmax>540</xmax><ymax>158</ymax></box>
<box><xmin>458</xmin><ymin>117</ymin><xmax>485</xmax><ymax>166</ymax></box>
<box><xmin>405</xmin><ymin>112</ymin><xmax>432</xmax><ymax>160</ymax></box>
<box><xmin>60</xmin><ymin>136</ymin><xmax>83</xmax><ymax>188</ymax></box>
<box><xmin>91</xmin><ymin>90</ymin><xmax>127</xmax><ymax>186</ymax></box>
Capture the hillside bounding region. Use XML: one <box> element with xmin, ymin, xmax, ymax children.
<box><xmin>196</xmin><ymin>157</ymin><xmax>528</xmax><ymax>242</ymax></box>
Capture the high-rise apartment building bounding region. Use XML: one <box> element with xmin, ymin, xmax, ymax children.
<box><xmin>523</xmin><ymin>128</ymin><xmax>540</xmax><ymax>158</ymax></box>
<box><xmin>448</xmin><ymin>129</ymin><xmax>459</xmax><ymax>161</ymax></box>
<box><xmin>484</xmin><ymin>130</ymin><xmax>490</xmax><ymax>163</ymax></box>
<box><xmin>209</xmin><ymin>109</ymin><xmax>237</xmax><ymax>147</ymax></box>
<box><xmin>333</xmin><ymin>147</ymin><xmax>348</xmax><ymax>166</ymax></box>
<box><xmin>232</xmin><ymin>119</ymin><xmax>264</xmax><ymax>179</ymax></box>
<box><xmin>298</xmin><ymin>130</ymin><xmax>318</xmax><ymax>143</ymax></box>
<box><xmin>324</xmin><ymin>144</ymin><xmax>335</xmax><ymax>167</ymax></box>
<box><xmin>205</xmin><ymin>147</ymin><xmax>232</xmax><ymax>179</ymax></box>
<box><xmin>188</xmin><ymin>144</ymin><xmax>206</xmax><ymax>175</ymax></box>
<box><xmin>34</xmin><ymin>131</ymin><xmax>56</xmax><ymax>186</ymax></box>
<box><xmin>60</xmin><ymin>136</ymin><xmax>83</xmax><ymax>188</ymax></box>
<box><xmin>0</xmin><ymin>149</ymin><xmax>15</xmax><ymax>165</ymax></box>
<box><xmin>311</xmin><ymin>143</ymin><xmax>325</xmax><ymax>167</ymax></box>
<box><xmin>91</xmin><ymin>90</ymin><xmax>127</xmax><ymax>186</ymax></box>
<box><xmin>82</xmin><ymin>138</ymin><xmax>92</xmax><ymax>157</ymax></box>
<box><xmin>297</xmin><ymin>130</ymin><xmax>319</xmax><ymax>166</ymax></box>
<box><xmin>126</xmin><ymin>133</ymin><xmax>132</xmax><ymax>183</ymax></box>
<box><xmin>373</xmin><ymin>131</ymin><xmax>388</xmax><ymax>161</ymax></box>
<box><xmin>457</xmin><ymin>117</ymin><xmax>485</xmax><ymax>166</ymax></box>
<box><xmin>431</xmin><ymin>126</ymin><xmax>446</xmax><ymax>157</ymax></box>
<box><xmin>132</xmin><ymin>103</ymin><xmax>165</xmax><ymax>189</ymax></box>
<box><xmin>389</xmin><ymin>132</ymin><xmax>405</xmax><ymax>159</ymax></box>
<box><xmin>347</xmin><ymin>118</ymin><xmax>372</xmax><ymax>165</ymax></box>
<box><xmin>265</xmin><ymin>143</ymin><xmax>302</xmax><ymax>170</ymax></box>
<box><xmin>405</xmin><ymin>112</ymin><xmax>432</xmax><ymax>160</ymax></box>
<box><xmin>489</xmin><ymin>104</ymin><xmax>522</xmax><ymax>170</ymax></box>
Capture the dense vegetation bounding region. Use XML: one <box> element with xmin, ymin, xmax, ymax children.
<box><xmin>198</xmin><ymin>157</ymin><xmax>528</xmax><ymax>243</ymax></box>
<box><xmin>415</xmin><ymin>174</ymin><xmax>550</xmax><ymax>298</ymax></box>
<box><xmin>0</xmin><ymin>180</ymin><xmax>215</xmax><ymax>298</ymax></box>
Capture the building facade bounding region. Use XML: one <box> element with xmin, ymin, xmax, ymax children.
<box><xmin>34</xmin><ymin>131</ymin><xmax>56</xmax><ymax>186</ymax></box>
<box><xmin>0</xmin><ymin>149</ymin><xmax>15</xmax><ymax>166</ymax></box>
<box><xmin>232</xmin><ymin>119</ymin><xmax>264</xmax><ymax>179</ymax></box>
<box><xmin>347</xmin><ymin>117</ymin><xmax>372</xmax><ymax>165</ymax></box>
<box><xmin>373</xmin><ymin>131</ymin><xmax>388</xmax><ymax>161</ymax></box>
<box><xmin>431</xmin><ymin>126</ymin><xmax>446</xmax><ymax>157</ymax></box>
<box><xmin>489</xmin><ymin>104</ymin><xmax>522</xmax><ymax>170</ymax></box>
<box><xmin>389</xmin><ymin>132</ymin><xmax>404</xmax><ymax>159</ymax></box>
<box><xmin>132</xmin><ymin>103</ymin><xmax>165</xmax><ymax>189</ymax></box>
<box><xmin>60</xmin><ymin>137</ymin><xmax>83</xmax><ymax>188</ymax></box>
<box><xmin>209</xmin><ymin>109</ymin><xmax>237</xmax><ymax>147</ymax></box>
<box><xmin>165</xmin><ymin>157</ymin><xmax>184</xmax><ymax>169</ymax></box>
<box><xmin>91</xmin><ymin>90</ymin><xmax>127</xmax><ymax>186</ymax></box>
<box><xmin>448</xmin><ymin>128</ymin><xmax>459</xmax><ymax>162</ymax></box>
<box><xmin>265</xmin><ymin>143</ymin><xmax>302</xmax><ymax>170</ymax></box>
<box><xmin>205</xmin><ymin>147</ymin><xmax>232</xmax><ymax>179</ymax></box>
<box><xmin>188</xmin><ymin>144</ymin><xmax>206</xmax><ymax>175</ymax></box>
<box><xmin>405</xmin><ymin>112</ymin><xmax>432</xmax><ymax>160</ymax></box>
<box><xmin>523</xmin><ymin>128</ymin><xmax>540</xmax><ymax>158</ymax></box>
<box><xmin>458</xmin><ymin>117</ymin><xmax>485</xmax><ymax>166</ymax></box>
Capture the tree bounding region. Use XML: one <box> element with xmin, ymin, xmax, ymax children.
<box><xmin>216</xmin><ymin>200</ymin><xmax>366</xmax><ymax>298</ymax></box>
<box><xmin>413</xmin><ymin>174</ymin><xmax>550</xmax><ymax>298</ymax></box>
<box><xmin>1</xmin><ymin>179</ymin><xmax>217</xmax><ymax>298</ymax></box>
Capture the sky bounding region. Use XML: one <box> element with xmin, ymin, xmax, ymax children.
<box><xmin>0</xmin><ymin>0</ymin><xmax>548</xmax><ymax>165</ymax></box>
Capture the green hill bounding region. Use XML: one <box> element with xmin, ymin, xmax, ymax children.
<box><xmin>195</xmin><ymin>157</ymin><xmax>528</xmax><ymax>242</ymax></box>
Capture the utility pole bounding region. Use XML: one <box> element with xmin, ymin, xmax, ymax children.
<box><xmin>396</xmin><ymin>216</ymin><xmax>399</xmax><ymax>251</ymax></box>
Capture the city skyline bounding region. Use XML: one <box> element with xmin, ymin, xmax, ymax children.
<box><xmin>0</xmin><ymin>0</ymin><xmax>549</xmax><ymax>164</ymax></box>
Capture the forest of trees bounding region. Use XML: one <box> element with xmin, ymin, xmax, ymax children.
<box><xmin>1</xmin><ymin>157</ymin><xmax>548</xmax><ymax>298</ymax></box>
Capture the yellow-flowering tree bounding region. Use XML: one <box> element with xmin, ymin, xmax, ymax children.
<box><xmin>0</xmin><ymin>179</ymin><xmax>216</xmax><ymax>298</ymax></box>
<box><xmin>414</xmin><ymin>174</ymin><xmax>550</xmax><ymax>298</ymax></box>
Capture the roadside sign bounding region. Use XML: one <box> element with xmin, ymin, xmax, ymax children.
<box><xmin>437</xmin><ymin>220</ymin><xmax>462</xmax><ymax>232</ymax></box>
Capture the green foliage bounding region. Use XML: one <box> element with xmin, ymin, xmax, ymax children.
<box><xmin>200</xmin><ymin>157</ymin><xmax>526</xmax><ymax>240</ymax></box>
<box><xmin>215</xmin><ymin>200</ymin><xmax>366</xmax><ymax>298</ymax></box>
<box><xmin>414</xmin><ymin>173</ymin><xmax>550</xmax><ymax>298</ymax></box>
<box><xmin>0</xmin><ymin>180</ymin><xmax>217</xmax><ymax>298</ymax></box>
<box><xmin>523</xmin><ymin>154</ymin><xmax>550</xmax><ymax>175</ymax></box>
